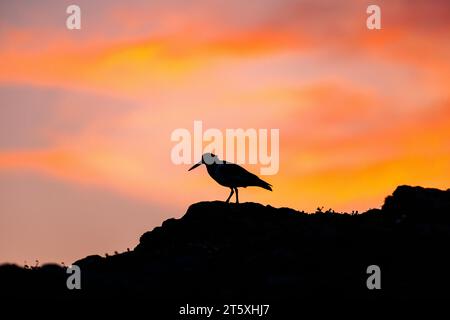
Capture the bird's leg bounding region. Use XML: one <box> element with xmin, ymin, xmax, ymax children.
<box><xmin>225</xmin><ymin>188</ymin><xmax>234</xmax><ymax>203</ymax></box>
<box><xmin>234</xmin><ymin>188</ymin><xmax>239</xmax><ymax>204</ymax></box>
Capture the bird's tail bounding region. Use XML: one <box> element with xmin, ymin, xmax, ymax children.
<box><xmin>257</xmin><ymin>178</ymin><xmax>272</xmax><ymax>191</ymax></box>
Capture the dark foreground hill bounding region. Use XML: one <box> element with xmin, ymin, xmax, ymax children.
<box><xmin>1</xmin><ymin>185</ymin><xmax>450</xmax><ymax>300</ymax></box>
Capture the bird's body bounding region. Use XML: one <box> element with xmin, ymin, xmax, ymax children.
<box><xmin>188</xmin><ymin>153</ymin><xmax>272</xmax><ymax>203</ymax></box>
<box><xmin>205</xmin><ymin>161</ymin><xmax>272</xmax><ymax>190</ymax></box>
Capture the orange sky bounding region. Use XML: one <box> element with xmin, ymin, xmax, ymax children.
<box><xmin>1</xmin><ymin>0</ymin><xmax>449</xmax><ymax>265</ymax></box>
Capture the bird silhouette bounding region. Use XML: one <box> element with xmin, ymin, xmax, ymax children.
<box><xmin>188</xmin><ymin>153</ymin><xmax>272</xmax><ymax>203</ymax></box>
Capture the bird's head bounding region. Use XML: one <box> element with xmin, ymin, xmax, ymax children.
<box><xmin>188</xmin><ymin>153</ymin><xmax>220</xmax><ymax>171</ymax></box>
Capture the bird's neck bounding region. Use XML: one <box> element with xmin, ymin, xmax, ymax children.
<box><xmin>205</xmin><ymin>162</ymin><xmax>219</xmax><ymax>173</ymax></box>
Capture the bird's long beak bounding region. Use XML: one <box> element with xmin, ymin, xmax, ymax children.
<box><xmin>188</xmin><ymin>161</ymin><xmax>202</xmax><ymax>171</ymax></box>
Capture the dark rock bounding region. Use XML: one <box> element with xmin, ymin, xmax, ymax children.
<box><xmin>1</xmin><ymin>185</ymin><xmax>450</xmax><ymax>300</ymax></box>
<box><xmin>382</xmin><ymin>185</ymin><xmax>450</xmax><ymax>223</ymax></box>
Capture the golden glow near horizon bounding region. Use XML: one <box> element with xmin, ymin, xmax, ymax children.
<box><xmin>0</xmin><ymin>0</ymin><xmax>449</xmax><ymax>265</ymax></box>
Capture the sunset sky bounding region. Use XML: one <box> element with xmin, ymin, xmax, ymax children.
<box><xmin>1</xmin><ymin>0</ymin><xmax>449</xmax><ymax>265</ymax></box>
